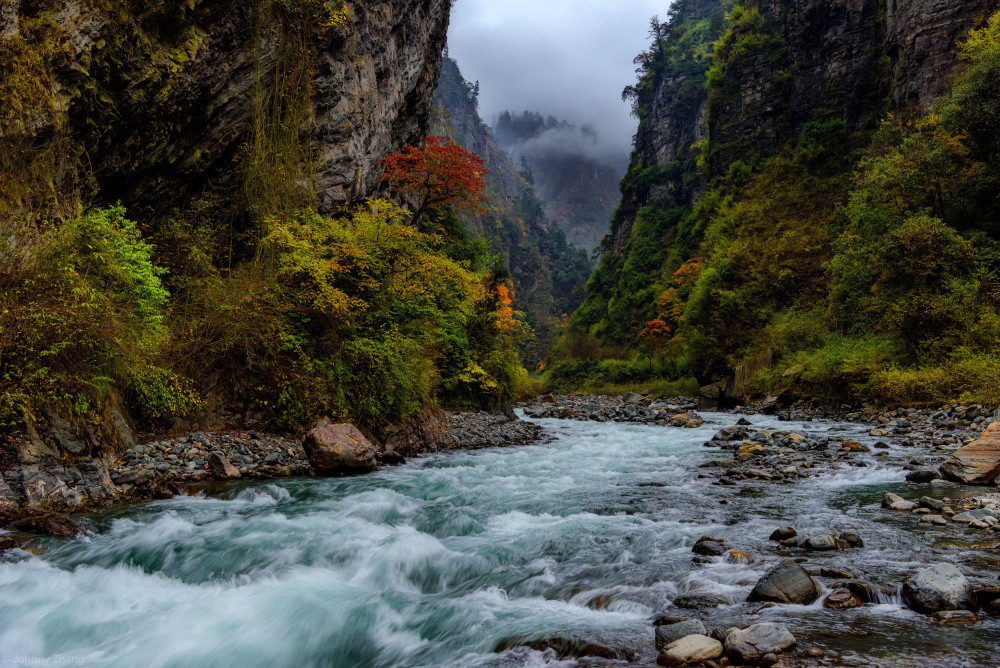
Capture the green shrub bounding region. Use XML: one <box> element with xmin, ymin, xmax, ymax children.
<box><xmin>0</xmin><ymin>206</ymin><xmax>198</xmax><ymax>428</ymax></box>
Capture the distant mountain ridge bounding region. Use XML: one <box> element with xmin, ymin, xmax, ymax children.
<box><xmin>494</xmin><ymin>111</ymin><xmax>627</xmax><ymax>252</ymax></box>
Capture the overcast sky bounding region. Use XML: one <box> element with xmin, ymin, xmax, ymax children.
<box><xmin>447</xmin><ymin>0</ymin><xmax>669</xmax><ymax>153</ymax></box>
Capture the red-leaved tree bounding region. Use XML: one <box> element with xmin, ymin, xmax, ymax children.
<box><xmin>380</xmin><ymin>136</ymin><xmax>488</xmax><ymax>220</ymax></box>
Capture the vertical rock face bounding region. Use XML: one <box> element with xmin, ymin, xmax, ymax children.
<box><xmin>709</xmin><ymin>0</ymin><xmax>1000</xmax><ymax>174</ymax></box>
<box><xmin>709</xmin><ymin>0</ymin><xmax>887</xmax><ymax>173</ymax></box>
<box><xmin>606</xmin><ymin>0</ymin><xmax>721</xmax><ymax>258</ymax></box>
<box><xmin>887</xmin><ymin>0</ymin><xmax>999</xmax><ymax>107</ymax></box>
<box><xmin>1</xmin><ymin>0</ymin><xmax>452</xmax><ymax>219</ymax></box>
<box><xmin>312</xmin><ymin>0</ymin><xmax>452</xmax><ymax>209</ymax></box>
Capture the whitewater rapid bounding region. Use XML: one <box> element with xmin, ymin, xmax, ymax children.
<box><xmin>0</xmin><ymin>413</ymin><xmax>997</xmax><ymax>667</ymax></box>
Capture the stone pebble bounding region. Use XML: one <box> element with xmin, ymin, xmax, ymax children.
<box><xmin>110</xmin><ymin>430</ymin><xmax>310</xmax><ymax>491</ymax></box>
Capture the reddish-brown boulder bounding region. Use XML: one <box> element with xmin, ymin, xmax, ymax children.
<box><xmin>303</xmin><ymin>421</ymin><xmax>378</xmax><ymax>476</ymax></box>
<box><xmin>941</xmin><ymin>422</ymin><xmax>1000</xmax><ymax>484</ymax></box>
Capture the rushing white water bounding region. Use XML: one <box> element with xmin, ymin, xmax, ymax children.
<box><xmin>1</xmin><ymin>413</ymin><xmax>997</xmax><ymax>668</ymax></box>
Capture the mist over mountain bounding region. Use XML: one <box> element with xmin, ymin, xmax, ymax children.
<box><xmin>432</xmin><ymin>57</ymin><xmax>592</xmax><ymax>366</ymax></box>
<box><xmin>494</xmin><ymin>111</ymin><xmax>627</xmax><ymax>252</ymax></box>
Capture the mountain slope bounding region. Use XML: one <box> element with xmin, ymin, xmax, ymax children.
<box><xmin>494</xmin><ymin>111</ymin><xmax>626</xmax><ymax>252</ymax></box>
<box><xmin>563</xmin><ymin>0</ymin><xmax>1000</xmax><ymax>406</ymax></box>
<box><xmin>432</xmin><ymin>56</ymin><xmax>592</xmax><ymax>365</ymax></box>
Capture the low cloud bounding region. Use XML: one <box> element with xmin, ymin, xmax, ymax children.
<box><xmin>447</xmin><ymin>0</ymin><xmax>665</xmax><ymax>153</ymax></box>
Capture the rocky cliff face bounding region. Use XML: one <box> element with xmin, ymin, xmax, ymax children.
<box><xmin>709</xmin><ymin>0</ymin><xmax>1000</xmax><ymax>173</ymax></box>
<box><xmin>708</xmin><ymin>0</ymin><xmax>887</xmax><ymax>173</ymax></box>
<box><xmin>605</xmin><ymin>0</ymin><xmax>999</xmax><ymax>260</ymax></box>
<box><xmin>888</xmin><ymin>0</ymin><xmax>1000</xmax><ymax>106</ymax></box>
<box><xmin>0</xmin><ymin>0</ymin><xmax>452</xmax><ymax>519</ymax></box>
<box><xmin>605</xmin><ymin>0</ymin><xmax>722</xmax><ymax>259</ymax></box>
<box><xmin>1</xmin><ymin>0</ymin><xmax>450</xmax><ymax>223</ymax></box>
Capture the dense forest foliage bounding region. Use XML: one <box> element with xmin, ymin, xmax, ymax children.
<box><xmin>493</xmin><ymin>111</ymin><xmax>626</xmax><ymax>252</ymax></box>
<box><xmin>432</xmin><ymin>57</ymin><xmax>592</xmax><ymax>367</ymax></box>
<box><xmin>0</xmin><ymin>2</ymin><xmax>533</xmax><ymax>435</ymax></box>
<box><xmin>555</xmin><ymin>4</ymin><xmax>1000</xmax><ymax>406</ymax></box>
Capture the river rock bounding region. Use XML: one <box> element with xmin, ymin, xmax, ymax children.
<box><xmin>302</xmin><ymin>421</ymin><xmax>378</xmax><ymax>475</ymax></box>
<box><xmin>655</xmin><ymin>619</ymin><xmax>707</xmax><ymax>650</ymax></box>
<box><xmin>208</xmin><ymin>452</ymin><xmax>241</xmax><ymax>479</ymax></box>
<box><xmin>769</xmin><ymin>527</ymin><xmax>797</xmax><ymax>541</ymax></box>
<box><xmin>820</xmin><ymin>567</ymin><xmax>854</xmax><ymax>579</ymax></box>
<box><xmin>747</xmin><ymin>560</ymin><xmax>819</xmax><ymax>605</ymax></box>
<box><xmin>903</xmin><ymin>563</ymin><xmax>973</xmax><ymax>613</ymax></box>
<box><xmin>658</xmin><ymin>635</ymin><xmax>723</xmax><ymax>667</ymax></box>
<box><xmin>940</xmin><ymin>422</ymin><xmax>1000</xmax><ymax>484</ymax></box>
<box><xmin>933</xmin><ymin>610</ymin><xmax>977</xmax><ymax>624</ymax></box>
<box><xmin>674</xmin><ymin>593</ymin><xmax>730</xmax><ymax>609</ymax></box>
<box><xmin>824</xmin><ymin>589</ymin><xmax>863</xmax><ymax>609</ymax></box>
<box><xmin>692</xmin><ymin>536</ymin><xmax>728</xmax><ymax>556</ymax></box>
<box><xmin>842</xmin><ymin>440</ymin><xmax>870</xmax><ymax>452</ymax></box>
<box><xmin>804</xmin><ymin>534</ymin><xmax>843</xmax><ymax>550</ymax></box>
<box><xmin>505</xmin><ymin>637</ymin><xmax>631</xmax><ymax>661</ymax></box>
<box><xmin>919</xmin><ymin>496</ymin><xmax>944</xmax><ymax>511</ymax></box>
<box><xmin>953</xmin><ymin>508</ymin><xmax>1000</xmax><ymax>524</ymax></box>
<box><xmin>382</xmin><ymin>407</ymin><xmax>449</xmax><ymax>457</ymax></box>
<box><xmin>724</xmin><ymin>623</ymin><xmax>796</xmax><ymax>663</ymax></box>
<box><xmin>377</xmin><ymin>450</ymin><xmax>406</xmax><ymax>466</ymax></box>
<box><xmin>906</xmin><ymin>470</ymin><xmax>939</xmax><ymax>483</ymax></box>
<box><xmin>13</xmin><ymin>513</ymin><xmax>82</xmax><ymax>536</ymax></box>
<box><xmin>883</xmin><ymin>493</ymin><xmax>917</xmax><ymax>511</ymax></box>
<box><xmin>839</xmin><ymin>531</ymin><xmax>864</xmax><ymax>548</ymax></box>
<box><xmin>725</xmin><ymin>550</ymin><xmax>755</xmax><ymax>565</ymax></box>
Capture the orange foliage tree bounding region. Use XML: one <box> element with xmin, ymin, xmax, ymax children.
<box><xmin>671</xmin><ymin>258</ymin><xmax>703</xmax><ymax>287</ymax></box>
<box><xmin>640</xmin><ymin>319</ymin><xmax>672</xmax><ymax>347</ymax></box>
<box><xmin>380</xmin><ymin>136</ymin><xmax>488</xmax><ymax>220</ymax></box>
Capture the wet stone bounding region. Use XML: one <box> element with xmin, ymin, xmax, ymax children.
<box><xmin>692</xmin><ymin>536</ymin><xmax>728</xmax><ymax>556</ymax></box>
<box><xmin>748</xmin><ymin>560</ymin><xmax>820</xmax><ymax>605</ymax></box>
<box><xmin>655</xmin><ymin>619</ymin><xmax>707</xmax><ymax>650</ymax></box>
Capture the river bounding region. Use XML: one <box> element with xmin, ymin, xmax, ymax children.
<box><xmin>1</xmin><ymin>412</ymin><xmax>997</xmax><ymax>667</ymax></box>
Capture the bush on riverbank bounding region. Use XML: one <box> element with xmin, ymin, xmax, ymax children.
<box><xmin>1</xmin><ymin>199</ymin><xmax>531</xmax><ymax>433</ymax></box>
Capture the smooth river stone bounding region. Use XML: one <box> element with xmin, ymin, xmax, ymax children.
<box><xmin>747</xmin><ymin>560</ymin><xmax>819</xmax><ymax>605</ymax></box>
<box><xmin>903</xmin><ymin>563</ymin><xmax>973</xmax><ymax>613</ymax></box>
<box><xmin>655</xmin><ymin>620</ymin><xmax>707</xmax><ymax>650</ymax></box>
<box><xmin>658</xmin><ymin>635</ymin><xmax>723</xmax><ymax>667</ymax></box>
<box><xmin>940</xmin><ymin>422</ymin><xmax>1000</xmax><ymax>484</ymax></box>
<box><xmin>725</xmin><ymin>623</ymin><xmax>796</xmax><ymax>662</ymax></box>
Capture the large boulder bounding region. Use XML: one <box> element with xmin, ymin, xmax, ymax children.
<box><xmin>724</xmin><ymin>623</ymin><xmax>796</xmax><ymax>663</ymax></box>
<box><xmin>940</xmin><ymin>422</ymin><xmax>1000</xmax><ymax>484</ymax></box>
<box><xmin>208</xmin><ymin>452</ymin><xmax>241</xmax><ymax>480</ymax></box>
<box><xmin>655</xmin><ymin>620</ymin><xmax>707</xmax><ymax>650</ymax></box>
<box><xmin>903</xmin><ymin>563</ymin><xmax>973</xmax><ymax>613</ymax></box>
<box><xmin>747</xmin><ymin>560</ymin><xmax>820</xmax><ymax>605</ymax></box>
<box><xmin>658</xmin><ymin>635</ymin><xmax>723</xmax><ymax>667</ymax></box>
<box><xmin>824</xmin><ymin>589</ymin><xmax>863</xmax><ymax>609</ymax></box>
<box><xmin>804</xmin><ymin>534</ymin><xmax>843</xmax><ymax>550</ymax></box>
<box><xmin>303</xmin><ymin>421</ymin><xmax>378</xmax><ymax>475</ymax></box>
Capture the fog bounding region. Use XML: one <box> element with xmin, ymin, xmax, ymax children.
<box><xmin>447</xmin><ymin>0</ymin><xmax>668</xmax><ymax>154</ymax></box>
